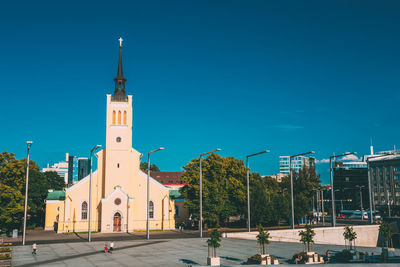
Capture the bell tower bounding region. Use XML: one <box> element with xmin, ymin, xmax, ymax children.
<box><xmin>103</xmin><ymin>38</ymin><xmax>136</xmax><ymax>198</ymax></box>
<box><xmin>106</xmin><ymin>38</ymin><xmax>133</xmax><ymax>151</ymax></box>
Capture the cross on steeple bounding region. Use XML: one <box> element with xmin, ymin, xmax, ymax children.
<box><xmin>112</xmin><ymin>39</ymin><xmax>128</xmax><ymax>102</ymax></box>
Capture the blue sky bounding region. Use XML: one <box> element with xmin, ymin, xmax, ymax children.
<box><xmin>1</xmin><ymin>0</ymin><xmax>399</xmax><ymax>184</ymax></box>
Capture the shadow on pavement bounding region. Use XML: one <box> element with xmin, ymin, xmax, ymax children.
<box><xmin>179</xmin><ymin>258</ymin><xmax>198</xmax><ymax>265</ymax></box>
<box><xmin>15</xmin><ymin>240</ymin><xmax>167</xmax><ymax>267</ymax></box>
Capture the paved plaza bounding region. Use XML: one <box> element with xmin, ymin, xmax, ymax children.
<box><xmin>11</xmin><ymin>236</ymin><xmax>396</xmax><ymax>267</ymax></box>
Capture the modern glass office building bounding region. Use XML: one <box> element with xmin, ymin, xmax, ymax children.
<box><xmin>279</xmin><ymin>155</ymin><xmax>315</xmax><ymax>175</ymax></box>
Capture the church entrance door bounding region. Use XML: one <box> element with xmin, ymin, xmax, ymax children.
<box><xmin>113</xmin><ymin>212</ymin><xmax>122</xmax><ymax>232</ymax></box>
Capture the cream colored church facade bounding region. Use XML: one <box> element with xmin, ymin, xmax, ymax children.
<box><xmin>45</xmin><ymin>43</ymin><xmax>175</xmax><ymax>233</ymax></box>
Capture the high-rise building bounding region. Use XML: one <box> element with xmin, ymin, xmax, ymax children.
<box><xmin>369</xmin><ymin>152</ymin><xmax>400</xmax><ymax>215</ymax></box>
<box><xmin>279</xmin><ymin>156</ymin><xmax>315</xmax><ymax>175</ymax></box>
<box><xmin>67</xmin><ymin>155</ymin><xmax>78</xmax><ymax>185</ymax></box>
<box><xmin>44</xmin><ymin>153</ymin><xmax>90</xmax><ymax>185</ymax></box>
<box><xmin>333</xmin><ymin>161</ymin><xmax>368</xmax><ymax>211</ymax></box>
<box><xmin>77</xmin><ymin>158</ymin><xmax>90</xmax><ymax>181</ymax></box>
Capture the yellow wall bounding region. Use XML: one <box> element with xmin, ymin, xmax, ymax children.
<box><xmin>44</xmin><ymin>200</ymin><xmax>61</xmax><ymax>231</ymax></box>
<box><xmin>45</xmin><ymin>94</ymin><xmax>175</xmax><ymax>233</ymax></box>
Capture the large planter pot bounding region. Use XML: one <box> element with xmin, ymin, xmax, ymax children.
<box><xmin>382</xmin><ymin>247</ymin><xmax>396</xmax><ymax>258</ymax></box>
<box><xmin>207</xmin><ymin>256</ymin><xmax>220</xmax><ymax>266</ymax></box>
<box><xmin>260</xmin><ymin>254</ymin><xmax>271</xmax><ymax>265</ymax></box>
<box><xmin>303</xmin><ymin>252</ymin><xmax>324</xmax><ymax>265</ymax></box>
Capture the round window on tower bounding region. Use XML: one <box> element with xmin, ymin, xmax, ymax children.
<box><xmin>114</xmin><ymin>198</ymin><xmax>121</xmax><ymax>205</ymax></box>
<box><xmin>116</xmin><ymin>137</ymin><xmax>121</xmax><ymax>143</ymax></box>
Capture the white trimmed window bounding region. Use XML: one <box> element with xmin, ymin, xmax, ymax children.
<box><xmin>149</xmin><ymin>201</ymin><xmax>154</xmax><ymax>219</ymax></box>
<box><xmin>81</xmin><ymin>201</ymin><xmax>88</xmax><ymax>220</ymax></box>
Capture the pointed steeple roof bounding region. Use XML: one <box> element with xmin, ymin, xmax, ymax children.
<box><xmin>112</xmin><ymin>38</ymin><xmax>128</xmax><ymax>102</ymax></box>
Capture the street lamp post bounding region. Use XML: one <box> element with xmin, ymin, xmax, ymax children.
<box><xmin>356</xmin><ymin>185</ymin><xmax>365</xmax><ymax>220</ymax></box>
<box><xmin>147</xmin><ymin>147</ymin><xmax>165</xmax><ymax>240</ymax></box>
<box><xmin>88</xmin><ymin>145</ymin><xmax>102</xmax><ymax>242</ymax></box>
<box><xmin>246</xmin><ymin>150</ymin><xmax>270</xmax><ymax>232</ymax></box>
<box><xmin>289</xmin><ymin>151</ymin><xmax>315</xmax><ymax>229</ymax></box>
<box><xmin>22</xmin><ymin>141</ymin><xmax>33</xmax><ymax>246</ymax></box>
<box><xmin>329</xmin><ymin>152</ymin><xmax>356</xmax><ymax>227</ymax></box>
<box><xmin>321</xmin><ymin>187</ymin><xmax>325</xmax><ymax>226</ymax></box>
<box><xmin>199</xmin><ymin>149</ymin><xmax>221</xmax><ymax>238</ymax></box>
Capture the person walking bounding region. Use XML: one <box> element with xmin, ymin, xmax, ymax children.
<box><xmin>364</xmin><ymin>252</ymin><xmax>369</xmax><ymax>263</ymax></box>
<box><xmin>109</xmin><ymin>241</ymin><xmax>114</xmax><ymax>253</ymax></box>
<box><xmin>32</xmin><ymin>243</ymin><xmax>37</xmax><ymax>255</ymax></box>
<box><xmin>104</xmin><ymin>243</ymin><xmax>109</xmax><ymax>253</ymax></box>
<box><xmin>325</xmin><ymin>249</ymin><xmax>330</xmax><ymax>263</ymax></box>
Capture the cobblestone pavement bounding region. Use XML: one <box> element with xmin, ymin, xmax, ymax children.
<box><xmin>12</xmin><ymin>237</ymin><xmax>392</xmax><ymax>267</ymax></box>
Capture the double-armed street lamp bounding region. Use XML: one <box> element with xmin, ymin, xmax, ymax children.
<box><xmin>88</xmin><ymin>145</ymin><xmax>102</xmax><ymax>242</ymax></box>
<box><xmin>329</xmin><ymin>152</ymin><xmax>356</xmax><ymax>227</ymax></box>
<box><xmin>289</xmin><ymin>151</ymin><xmax>315</xmax><ymax>229</ymax></box>
<box><xmin>199</xmin><ymin>148</ymin><xmax>221</xmax><ymax>238</ymax></box>
<box><xmin>147</xmin><ymin>147</ymin><xmax>165</xmax><ymax>240</ymax></box>
<box><xmin>22</xmin><ymin>141</ymin><xmax>33</xmax><ymax>246</ymax></box>
<box><xmin>246</xmin><ymin>150</ymin><xmax>270</xmax><ymax>232</ymax></box>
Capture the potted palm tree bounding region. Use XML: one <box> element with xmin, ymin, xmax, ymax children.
<box><xmin>299</xmin><ymin>224</ymin><xmax>315</xmax><ymax>254</ymax></box>
<box><xmin>256</xmin><ymin>225</ymin><xmax>273</xmax><ymax>265</ymax></box>
<box><xmin>246</xmin><ymin>225</ymin><xmax>279</xmax><ymax>265</ymax></box>
<box><xmin>207</xmin><ymin>228</ymin><xmax>221</xmax><ymax>266</ymax></box>
<box><xmin>380</xmin><ymin>222</ymin><xmax>394</xmax><ymax>258</ymax></box>
<box><xmin>343</xmin><ymin>226</ymin><xmax>357</xmax><ymax>251</ymax></box>
<box><xmin>296</xmin><ymin>224</ymin><xmax>323</xmax><ymax>264</ymax></box>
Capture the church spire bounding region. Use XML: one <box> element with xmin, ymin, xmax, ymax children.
<box><xmin>112</xmin><ymin>38</ymin><xmax>128</xmax><ymax>102</ymax></box>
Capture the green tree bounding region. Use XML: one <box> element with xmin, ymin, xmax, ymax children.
<box><xmin>343</xmin><ymin>226</ymin><xmax>357</xmax><ymax>250</ymax></box>
<box><xmin>281</xmin><ymin>165</ymin><xmax>320</xmax><ymax>224</ymax></box>
<box><xmin>44</xmin><ymin>171</ymin><xmax>65</xmax><ymax>190</ymax></box>
<box><xmin>256</xmin><ymin>225</ymin><xmax>270</xmax><ymax>255</ymax></box>
<box><xmin>0</xmin><ymin>151</ymin><xmax>65</xmax><ymax>231</ymax></box>
<box><xmin>140</xmin><ymin>162</ymin><xmax>160</xmax><ymax>172</ymax></box>
<box><xmin>207</xmin><ymin>228</ymin><xmax>222</xmax><ymax>258</ymax></box>
<box><xmin>299</xmin><ymin>224</ymin><xmax>315</xmax><ymax>252</ymax></box>
<box><xmin>180</xmin><ymin>154</ymin><xmax>247</xmax><ymax>227</ymax></box>
<box><xmin>0</xmin><ymin>184</ymin><xmax>24</xmax><ymax>235</ymax></box>
<box><xmin>379</xmin><ymin>222</ymin><xmax>392</xmax><ymax>248</ymax></box>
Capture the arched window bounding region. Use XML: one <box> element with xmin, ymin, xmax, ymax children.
<box><xmin>149</xmin><ymin>201</ymin><xmax>154</xmax><ymax>219</ymax></box>
<box><xmin>118</xmin><ymin>111</ymin><xmax>121</xmax><ymax>125</ymax></box>
<box><xmin>123</xmin><ymin>111</ymin><xmax>127</xmax><ymax>125</ymax></box>
<box><xmin>112</xmin><ymin>111</ymin><xmax>116</xmax><ymax>124</ymax></box>
<box><xmin>81</xmin><ymin>201</ymin><xmax>88</xmax><ymax>220</ymax></box>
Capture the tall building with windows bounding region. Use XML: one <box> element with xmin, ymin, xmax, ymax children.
<box><xmin>369</xmin><ymin>153</ymin><xmax>400</xmax><ymax>215</ymax></box>
<box><xmin>67</xmin><ymin>155</ymin><xmax>78</xmax><ymax>185</ymax></box>
<box><xmin>77</xmin><ymin>158</ymin><xmax>90</xmax><ymax>181</ymax></box>
<box><xmin>279</xmin><ymin>156</ymin><xmax>315</xmax><ymax>175</ymax></box>
<box><xmin>333</xmin><ymin>161</ymin><xmax>368</xmax><ymax>211</ymax></box>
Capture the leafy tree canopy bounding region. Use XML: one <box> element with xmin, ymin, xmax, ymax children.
<box><xmin>0</xmin><ymin>151</ymin><xmax>66</xmax><ymax>234</ymax></box>
<box><xmin>140</xmin><ymin>162</ymin><xmax>160</xmax><ymax>172</ymax></box>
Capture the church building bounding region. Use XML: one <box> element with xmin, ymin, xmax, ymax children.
<box><xmin>45</xmin><ymin>41</ymin><xmax>176</xmax><ymax>233</ymax></box>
